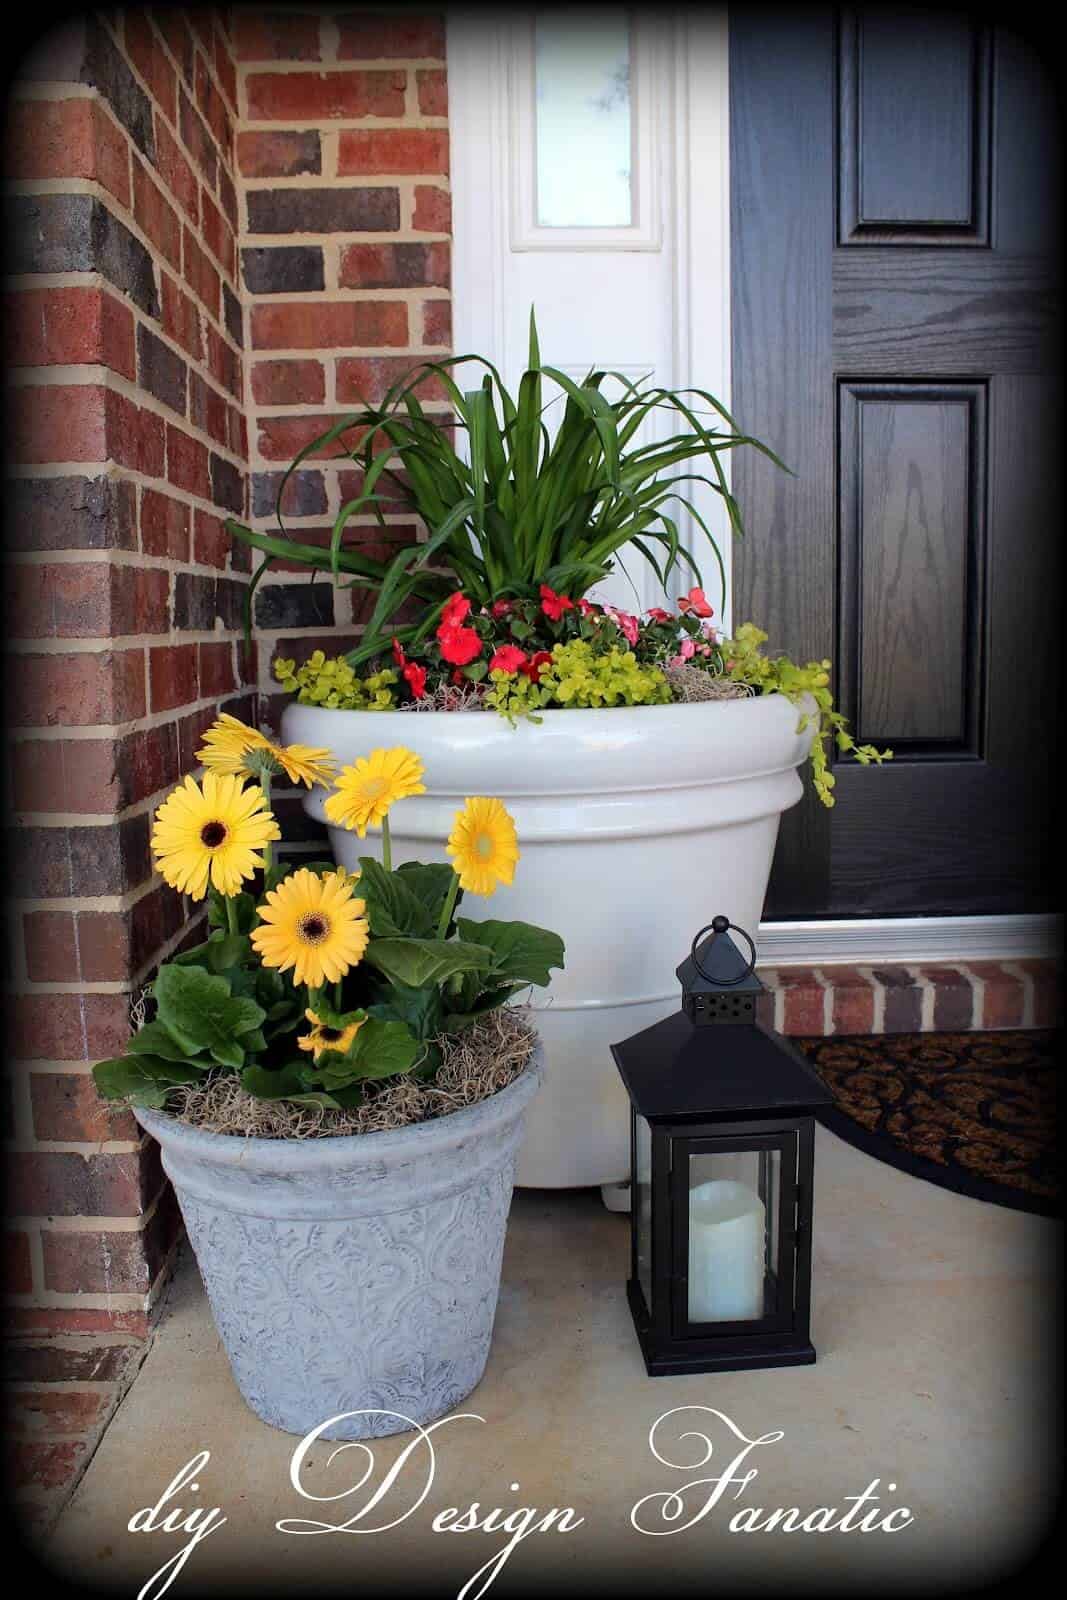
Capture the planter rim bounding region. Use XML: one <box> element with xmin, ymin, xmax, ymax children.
<box><xmin>281</xmin><ymin>691</ymin><xmax>807</xmax><ymax>725</ymax></box>
<box><xmin>134</xmin><ymin>1052</ymin><xmax>543</xmax><ymax>1173</ymax></box>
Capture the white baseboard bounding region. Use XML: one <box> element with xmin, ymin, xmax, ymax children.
<box><xmin>756</xmin><ymin>914</ymin><xmax>1062</xmax><ymax>966</ymax></box>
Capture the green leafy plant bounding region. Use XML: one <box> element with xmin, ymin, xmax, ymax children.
<box><xmin>224</xmin><ymin>309</ymin><xmax>786</xmax><ymax>664</ymax></box>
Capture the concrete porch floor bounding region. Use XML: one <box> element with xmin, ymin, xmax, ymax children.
<box><xmin>45</xmin><ymin>1125</ymin><xmax>1058</xmax><ymax>1596</ymax></box>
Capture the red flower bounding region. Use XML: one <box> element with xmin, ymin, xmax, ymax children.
<box><xmin>391</xmin><ymin>636</ymin><xmax>407</xmax><ymax>667</ymax></box>
<box><xmin>540</xmin><ymin>584</ymin><xmax>574</xmax><ymax>622</ymax></box>
<box><xmin>490</xmin><ymin>599</ymin><xmax>514</xmax><ymax>619</ymax></box>
<box><xmin>577</xmin><ymin>598</ymin><xmax>599</xmax><ymax>618</ymax></box>
<box><xmin>677</xmin><ymin>586</ymin><xmax>713</xmax><ymax>619</ymax></box>
<box><xmin>647</xmin><ymin>607</ymin><xmax>673</xmax><ymax>623</ymax></box>
<box><xmin>522</xmin><ymin>650</ymin><xmax>553</xmax><ymax>684</ymax></box>
<box><xmin>489</xmin><ymin>645</ymin><xmax>528</xmax><ymax>675</ymax></box>
<box><xmin>441</xmin><ymin>592</ymin><xmax>471</xmax><ymax>629</ymax></box>
<box><xmin>437</xmin><ymin>623</ymin><xmax>483</xmax><ymax>666</ymax></box>
<box><xmin>402</xmin><ymin>660</ymin><xmax>427</xmax><ymax>698</ymax></box>
<box><xmin>451</xmin><ymin>668</ymin><xmax>466</xmax><ymax>686</ymax></box>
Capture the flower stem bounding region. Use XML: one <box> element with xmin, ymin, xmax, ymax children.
<box><xmin>307</xmin><ymin>985</ymin><xmax>322</xmax><ymax>1015</ymax></box>
<box><xmin>381</xmin><ymin>813</ymin><xmax>392</xmax><ymax>873</ymax></box>
<box><xmin>436</xmin><ymin>872</ymin><xmax>460</xmax><ymax>940</ymax></box>
<box><xmin>261</xmin><ymin>771</ymin><xmax>273</xmax><ymax>877</ymax></box>
<box><xmin>334</xmin><ymin>980</ymin><xmax>343</xmax><ymax>1011</ymax></box>
<box><xmin>225</xmin><ymin>895</ymin><xmax>239</xmax><ymax>937</ymax></box>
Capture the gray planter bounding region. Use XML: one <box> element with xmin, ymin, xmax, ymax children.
<box><xmin>135</xmin><ymin>1052</ymin><xmax>542</xmax><ymax>1440</ymax></box>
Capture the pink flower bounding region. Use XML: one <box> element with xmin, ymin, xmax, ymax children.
<box><xmin>677</xmin><ymin>587</ymin><xmax>713</xmax><ymax>618</ymax></box>
<box><xmin>540</xmin><ymin>584</ymin><xmax>574</xmax><ymax>622</ymax></box>
<box><xmin>577</xmin><ymin>598</ymin><xmax>600</xmax><ymax>618</ymax></box>
<box><xmin>606</xmin><ymin>606</ymin><xmax>640</xmax><ymax>646</ymax></box>
<box><xmin>646</xmin><ymin>607</ymin><xmax>674</xmax><ymax>624</ymax></box>
<box><xmin>441</xmin><ymin>592</ymin><xmax>471</xmax><ymax>629</ymax></box>
<box><xmin>678</xmin><ymin>638</ymin><xmax>697</xmax><ymax>660</ymax></box>
<box><xmin>489</xmin><ymin>645</ymin><xmax>528</xmax><ymax>675</ymax></box>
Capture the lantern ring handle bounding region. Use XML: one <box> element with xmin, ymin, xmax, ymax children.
<box><xmin>690</xmin><ymin>918</ymin><xmax>757</xmax><ymax>987</ymax></box>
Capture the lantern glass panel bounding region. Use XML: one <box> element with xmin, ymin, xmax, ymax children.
<box><xmin>634</xmin><ymin>1112</ymin><xmax>653</xmax><ymax>1311</ymax></box>
<box><xmin>686</xmin><ymin>1147</ymin><xmax>781</xmax><ymax>1323</ymax></box>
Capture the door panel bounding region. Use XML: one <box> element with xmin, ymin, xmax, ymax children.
<box><xmin>730</xmin><ymin>6</ymin><xmax>1061</xmax><ymax>918</ymax></box>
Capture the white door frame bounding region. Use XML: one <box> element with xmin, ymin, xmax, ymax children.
<box><xmin>446</xmin><ymin>8</ymin><xmax>1059</xmax><ymax>963</ymax></box>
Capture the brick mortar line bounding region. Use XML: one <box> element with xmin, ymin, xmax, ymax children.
<box><xmin>245</xmin><ymin>289</ymin><xmax>451</xmax><ymax>305</ymax></box>
<box><xmin>238</xmin><ymin>116</ymin><xmax>449</xmax><ymax>137</ymax></box>
<box><xmin>9</xmin><ymin>364</ymin><xmax>248</xmax><ymax>475</ymax></box>
<box><xmin>239</xmin><ymin>168</ymin><xmax>450</xmax><ymax>191</ymax></box>
<box><xmin>8</xmin><ymin>631</ymin><xmax>247</xmax><ymax>655</ymax></box>
<box><xmin>957</xmin><ymin>962</ymin><xmax>988</xmax><ymax>1027</ymax></box>
<box><xmin>7</xmin><ymin>547</ymin><xmax>251</xmax><ymax>582</ymax></box>
<box><xmin>6</xmin><ymin>690</ymin><xmax>252</xmax><ymax>739</ymax></box>
<box><xmin>1001</xmin><ymin>963</ymin><xmax>1035</xmax><ymax>1027</ymax></box>
<box><xmin>7</xmin><ymin>1140</ymin><xmax>142</xmax><ymax>1157</ymax></box>
<box><xmin>9</xmin><ymin>862</ymin><xmax>173</xmax><ymax>916</ymax></box>
<box><xmin>7</xmin><ymin>1291</ymin><xmax>148</xmax><ymax>1311</ymax></box>
<box><xmin>237</xmin><ymin>61</ymin><xmax>447</xmax><ymax>81</ymax></box>
<box><xmin>7</xmin><ymin>1380</ymin><xmax>125</xmax><ymax>1393</ymax></box>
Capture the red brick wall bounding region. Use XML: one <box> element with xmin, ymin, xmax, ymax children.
<box><xmin>233</xmin><ymin>7</ymin><xmax>451</xmax><ymax>852</ymax></box>
<box><xmin>4</xmin><ymin>9</ymin><xmax>248</xmax><ymax>1512</ymax></box>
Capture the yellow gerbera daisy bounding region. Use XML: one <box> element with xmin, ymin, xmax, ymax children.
<box><xmin>250</xmin><ymin>869</ymin><xmax>369</xmax><ymax>989</ymax></box>
<box><xmin>297</xmin><ymin>1008</ymin><xmax>365</xmax><ymax>1061</ymax></box>
<box><xmin>323</xmin><ymin>746</ymin><xmax>426</xmax><ymax>837</ymax></box>
<box><xmin>151</xmin><ymin>772</ymin><xmax>280</xmax><ymax>900</ymax></box>
<box><xmin>197</xmin><ymin>712</ymin><xmax>336</xmax><ymax>789</ymax></box>
<box><xmin>446</xmin><ymin>797</ymin><xmax>520</xmax><ymax>897</ymax></box>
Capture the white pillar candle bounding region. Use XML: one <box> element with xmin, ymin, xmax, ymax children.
<box><xmin>687</xmin><ymin>1179</ymin><xmax>766</xmax><ymax>1322</ymax></box>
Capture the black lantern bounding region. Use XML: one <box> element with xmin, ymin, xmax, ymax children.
<box><xmin>612</xmin><ymin>915</ymin><xmax>833</xmax><ymax>1376</ymax></box>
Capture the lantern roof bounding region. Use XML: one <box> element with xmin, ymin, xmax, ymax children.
<box><xmin>676</xmin><ymin>921</ymin><xmax>764</xmax><ymax>997</ymax></box>
<box><xmin>611</xmin><ymin>1009</ymin><xmax>834</xmax><ymax>1122</ymax></box>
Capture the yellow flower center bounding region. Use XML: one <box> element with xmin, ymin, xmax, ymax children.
<box><xmin>363</xmin><ymin>776</ymin><xmax>390</xmax><ymax>799</ymax></box>
<box><xmin>298</xmin><ymin>913</ymin><xmax>331</xmax><ymax>945</ymax></box>
<box><xmin>474</xmin><ymin>832</ymin><xmax>494</xmax><ymax>860</ymax></box>
<box><xmin>199</xmin><ymin>821</ymin><xmax>229</xmax><ymax>849</ymax></box>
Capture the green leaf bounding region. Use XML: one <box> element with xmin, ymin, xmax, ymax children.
<box><xmin>368</xmin><ymin>981</ymin><xmax>445</xmax><ymax>1042</ymax></box>
<box><xmin>154</xmin><ymin>964</ymin><xmax>266</xmax><ymax>1070</ymax></box>
<box><xmin>393</xmin><ymin>862</ymin><xmax>459</xmax><ymax>928</ymax></box>
<box><xmin>128</xmin><ymin>1020</ymin><xmax>209</xmax><ymax>1064</ymax></box>
<box><xmin>454</xmin><ymin>919</ymin><xmax>565</xmax><ymax>988</ymax></box>
<box><xmin>173</xmin><ymin>931</ymin><xmax>252</xmax><ymax>976</ymax></box>
<box><xmin>314</xmin><ymin>1017</ymin><xmax>422</xmax><ymax>1087</ymax></box>
<box><xmin>363</xmin><ymin>937</ymin><xmax>493</xmax><ymax>991</ymax></box>
<box><xmin>239</xmin><ymin>1061</ymin><xmax>307</xmax><ymax>1101</ymax></box>
<box><xmin>93</xmin><ymin>1055</ymin><xmax>208</xmax><ymax>1106</ymax></box>
<box><xmin>356</xmin><ymin>856</ymin><xmax>436</xmax><ymax>939</ymax></box>
<box><xmin>441</xmin><ymin>985</ymin><xmax>527</xmax><ymax>1033</ymax></box>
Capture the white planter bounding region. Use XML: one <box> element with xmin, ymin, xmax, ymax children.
<box><xmin>135</xmin><ymin>1055</ymin><xmax>542</xmax><ymax>1440</ymax></box>
<box><xmin>282</xmin><ymin>697</ymin><xmax>815</xmax><ymax>1188</ymax></box>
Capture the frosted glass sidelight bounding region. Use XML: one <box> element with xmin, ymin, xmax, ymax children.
<box><xmin>534</xmin><ymin>10</ymin><xmax>633</xmax><ymax>227</ymax></box>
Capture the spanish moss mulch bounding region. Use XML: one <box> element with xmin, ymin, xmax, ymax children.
<box><xmin>794</xmin><ymin>1031</ymin><xmax>1060</xmax><ymax>1217</ymax></box>
<box><xmin>169</xmin><ymin>1007</ymin><xmax>537</xmax><ymax>1140</ymax></box>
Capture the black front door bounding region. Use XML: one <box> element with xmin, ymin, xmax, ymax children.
<box><xmin>729</xmin><ymin>6</ymin><xmax>1061</xmax><ymax>918</ymax></box>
